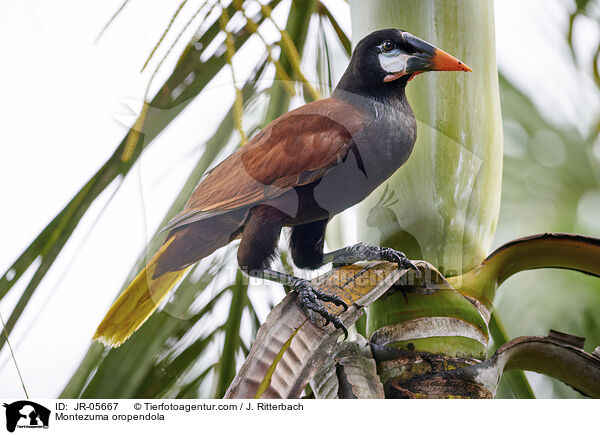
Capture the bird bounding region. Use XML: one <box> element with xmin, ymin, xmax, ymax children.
<box><xmin>94</xmin><ymin>28</ymin><xmax>471</xmax><ymax>347</ymax></box>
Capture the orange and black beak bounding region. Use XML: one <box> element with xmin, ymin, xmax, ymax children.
<box><xmin>403</xmin><ymin>32</ymin><xmax>472</xmax><ymax>74</ymax></box>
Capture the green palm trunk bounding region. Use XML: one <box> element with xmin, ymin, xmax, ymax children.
<box><xmin>350</xmin><ymin>0</ymin><xmax>504</xmax><ymax>397</ymax></box>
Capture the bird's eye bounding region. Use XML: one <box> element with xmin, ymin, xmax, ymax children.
<box><xmin>381</xmin><ymin>40</ymin><xmax>395</xmax><ymax>52</ymax></box>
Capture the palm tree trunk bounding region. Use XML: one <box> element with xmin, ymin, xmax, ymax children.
<box><xmin>350</xmin><ymin>0</ymin><xmax>503</xmax><ymax>398</ymax></box>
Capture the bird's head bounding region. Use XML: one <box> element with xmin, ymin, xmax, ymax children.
<box><xmin>336</xmin><ymin>28</ymin><xmax>471</xmax><ymax>97</ymax></box>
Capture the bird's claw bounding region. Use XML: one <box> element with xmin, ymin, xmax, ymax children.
<box><xmin>330</xmin><ymin>243</ymin><xmax>421</xmax><ymax>279</ymax></box>
<box><xmin>312</xmin><ymin>288</ymin><xmax>348</xmax><ymax>311</ymax></box>
<box><xmin>291</xmin><ymin>277</ymin><xmax>348</xmax><ymax>339</ymax></box>
<box><xmin>378</xmin><ymin>247</ymin><xmax>421</xmax><ymax>279</ymax></box>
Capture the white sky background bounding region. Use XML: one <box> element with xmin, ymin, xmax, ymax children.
<box><xmin>0</xmin><ymin>0</ymin><xmax>598</xmax><ymax>399</ymax></box>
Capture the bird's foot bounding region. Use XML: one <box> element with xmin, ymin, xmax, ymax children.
<box><xmin>331</xmin><ymin>242</ymin><xmax>420</xmax><ymax>277</ymax></box>
<box><xmin>373</xmin><ymin>246</ymin><xmax>420</xmax><ymax>277</ymax></box>
<box><xmin>290</xmin><ymin>277</ymin><xmax>348</xmax><ymax>339</ymax></box>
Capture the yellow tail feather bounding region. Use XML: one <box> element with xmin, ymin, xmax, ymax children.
<box><xmin>93</xmin><ymin>236</ymin><xmax>190</xmax><ymax>347</ymax></box>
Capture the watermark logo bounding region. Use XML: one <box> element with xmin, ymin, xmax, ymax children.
<box><xmin>3</xmin><ymin>401</ymin><xmax>50</xmax><ymax>433</ymax></box>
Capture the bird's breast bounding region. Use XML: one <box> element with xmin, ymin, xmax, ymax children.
<box><xmin>357</xmin><ymin>99</ymin><xmax>417</xmax><ymax>182</ymax></box>
<box><xmin>296</xmin><ymin>99</ymin><xmax>417</xmax><ymax>220</ymax></box>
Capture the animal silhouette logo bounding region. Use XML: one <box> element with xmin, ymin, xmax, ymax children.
<box><xmin>3</xmin><ymin>401</ymin><xmax>50</xmax><ymax>432</ymax></box>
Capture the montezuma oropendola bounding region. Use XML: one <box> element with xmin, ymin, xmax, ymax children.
<box><xmin>94</xmin><ymin>29</ymin><xmax>471</xmax><ymax>346</ymax></box>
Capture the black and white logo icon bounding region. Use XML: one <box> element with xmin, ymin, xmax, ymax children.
<box><xmin>3</xmin><ymin>401</ymin><xmax>50</xmax><ymax>433</ymax></box>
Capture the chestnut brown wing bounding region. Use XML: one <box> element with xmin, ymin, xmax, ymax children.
<box><xmin>162</xmin><ymin>98</ymin><xmax>365</xmax><ymax>232</ymax></box>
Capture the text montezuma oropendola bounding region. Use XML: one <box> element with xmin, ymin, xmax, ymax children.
<box><xmin>94</xmin><ymin>29</ymin><xmax>471</xmax><ymax>346</ymax></box>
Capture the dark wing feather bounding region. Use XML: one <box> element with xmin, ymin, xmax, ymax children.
<box><xmin>162</xmin><ymin>98</ymin><xmax>365</xmax><ymax>232</ymax></box>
